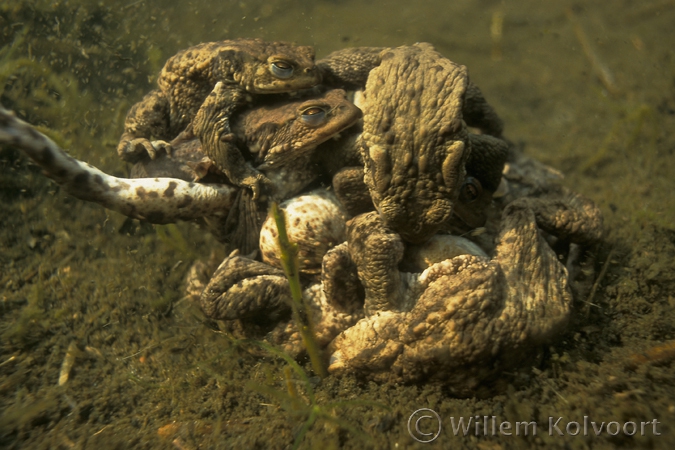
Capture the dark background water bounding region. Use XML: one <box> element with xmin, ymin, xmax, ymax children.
<box><xmin>1</xmin><ymin>0</ymin><xmax>675</xmax><ymax>448</ymax></box>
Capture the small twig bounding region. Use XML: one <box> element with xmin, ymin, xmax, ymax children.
<box><xmin>0</xmin><ymin>355</ymin><xmax>17</xmax><ymax>368</ymax></box>
<box><xmin>58</xmin><ymin>342</ymin><xmax>79</xmax><ymax>386</ymax></box>
<box><xmin>584</xmin><ymin>247</ymin><xmax>615</xmax><ymax>317</ymax></box>
<box><xmin>120</xmin><ymin>342</ymin><xmax>159</xmax><ymax>360</ymax></box>
<box><xmin>566</xmin><ymin>8</ymin><xmax>619</xmax><ymax>96</ymax></box>
<box><xmin>490</xmin><ymin>10</ymin><xmax>504</xmax><ymax>61</ymax></box>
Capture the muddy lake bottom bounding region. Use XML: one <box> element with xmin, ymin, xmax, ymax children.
<box><xmin>2</xmin><ymin>0</ymin><xmax>675</xmax><ymax>448</ymax></box>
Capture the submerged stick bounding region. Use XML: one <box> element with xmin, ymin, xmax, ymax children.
<box><xmin>490</xmin><ymin>10</ymin><xmax>504</xmax><ymax>61</ymax></box>
<box><xmin>0</xmin><ymin>105</ymin><xmax>237</xmax><ymax>223</ymax></box>
<box><xmin>271</xmin><ymin>202</ymin><xmax>327</xmax><ymax>379</ymax></box>
<box><xmin>566</xmin><ymin>8</ymin><xmax>619</xmax><ymax>96</ymax></box>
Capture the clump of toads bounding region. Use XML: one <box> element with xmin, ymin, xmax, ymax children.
<box><xmin>0</xmin><ymin>39</ymin><xmax>602</xmax><ymax>396</ymax></box>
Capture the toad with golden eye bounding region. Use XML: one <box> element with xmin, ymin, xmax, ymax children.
<box><xmin>133</xmin><ymin>88</ymin><xmax>361</xmax><ymax>252</ymax></box>
<box><xmin>117</xmin><ymin>39</ymin><xmax>321</xmax><ymax>198</ymax></box>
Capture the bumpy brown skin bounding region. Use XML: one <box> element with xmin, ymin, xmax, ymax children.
<box><xmin>232</xmin><ymin>89</ymin><xmax>362</xmax><ymax>200</ymax></box>
<box><xmin>324</xmin><ymin>44</ymin><xmax>508</xmax><ymax>231</ymax></box>
<box><xmin>321</xmin><ymin>44</ymin><xmax>508</xmax><ymax>231</ymax></box>
<box><xmin>318</xmin><ymin>44</ymin><xmax>504</xmax><ymax>138</ymax></box>
<box><xmin>195</xmin><ymin>246</ymin><xmax>363</xmax><ymax>358</ymax></box>
<box><xmin>118</xmin><ymin>39</ymin><xmax>320</xmax><ymax>195</ymax></box>
<box><xmin>200</xmin><ymin>251</ymin><xmax>291</xmax><ymax>321</ymax></box>
<box><xmin>317</xmin><ymin>46</ymin><xmax>385</xmax><ymax>89</ymax></box>
<box><xmin>130</xmin><ymin>133</ymin><xmax>216</xmax><ymax>182</ymax></box>
<box><xmin>328</xmin><ymin>188</ymin><xmax>603</xmax><ymax>396</ymax></box>
<box><xmin>346</xmin><ymin>212</ymin><xmax>406</xmax><ymax>315</ymax></box>
<box><xmin>333</xmin><ymin>132</ymin><xmax>509</xmax><ymax>233</ymax></box>
<box><xmin>132</xmin><ymin>89</ymin><xmax>362</xmax><ymax>251</ymax></box>
<box><xmin>359</xmin><ymin>43</ymin><xmax>472</xmax><ymax>244</ymax></box>
<box><xmin>134</xmin><ymin>89</ymin><xmax>361</xmax><ymax>197</ymax></box>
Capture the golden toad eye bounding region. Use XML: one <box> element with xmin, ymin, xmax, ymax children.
<box><xmin>459</xmin><ymin>176</ymin><xmax>483</xmax><ymax>203</ymax></box>
<box><xmin>270</xmin><ymin>60</ymin><xmax>294</xmax><ymax>79</ymax></box>
<box><xmin>300</xmin><ymin>107</ymin><xmax>327</xmax><ymax>127</ymax></box>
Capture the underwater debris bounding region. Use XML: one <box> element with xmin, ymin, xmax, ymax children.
<box><xmin>58</xmin><ymin>341</ymin><xmax>79</xmax><ymax>386</ymax></box>
<box><xmin>627</xmin><ymin>340</ymin><xmax>675</xmax><ymax>369</ymax></box>
<box><xmin>566</xmin><ymin>8</ymin><xmax>619</xmax><ymax>96</ymax></box>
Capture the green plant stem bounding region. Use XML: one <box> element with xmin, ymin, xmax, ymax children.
<box><xmin>270</xmin><ymin>202</ymin><xmax>328</xmax><ymax>379</ymax></box>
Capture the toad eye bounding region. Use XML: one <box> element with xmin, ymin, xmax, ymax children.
<box><xmin>300</xmin><ymin>107</ymin><xmax>327</xmax><ymax>127</ymax></box>
<box><xmin>459</xmin><ymin>176</ymin><xmax>483</xmax><ymax>203</ymax></box>
<box><xmin>270</xmin><ymin>60</ymin><xmax>294</xmax><ymax>79</ymax></box>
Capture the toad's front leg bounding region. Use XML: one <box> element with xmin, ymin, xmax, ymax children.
<box><xmin>117</xmin><ymin>89</ymin><xmax>173</xmax><ymax>162</ymax></box>
<box><xmin>192</xmin><ymin>82</ymin><xmax>270</xmax><ymax>199</ymax></box>
<box><xmin>346</xmin><ymin>211</ymin><xmax>407</xmax><ymax>315</ymax></box>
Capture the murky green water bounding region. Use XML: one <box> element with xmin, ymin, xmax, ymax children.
<box><xmin>2</xmin><ymin>0</ymin><xmax>675</xmax><ymax>448</ymax></box>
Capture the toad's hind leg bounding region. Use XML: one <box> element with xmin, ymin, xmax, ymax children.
<box><xmin>321</xmin><ymin>242</ymin><xmax>365</xmax><ymax>314</ymax></box>
<box><xmin>493</xmin><ymin>191</ymin><xmax>603</xmax><ymax>342</ymax></box>
<box><xmin>515</xmin><ymin>193</ymin><xmax>604</xmax><ymax>246</ymax></box>
<box><xmin>463</xmin><ymin>81</ymin><xmax>504</xmax><ymax>138</ymax></box>
<box><xmin>192</xmin><ymin>82</ymin><xmax>270</xmax><ymax>198</ymax></box>
<box><xmin>200</xmin><ymin>251</ymin><xmax>291</xmax><ymax>321</ymax></box>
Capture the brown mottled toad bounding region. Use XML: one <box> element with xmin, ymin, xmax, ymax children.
<box><xmin>326</xmin><ymin>44</ymin><xmax>509</xmax><ymax>312</ymax></box>
<box><xmin>132</xmin><ymin>88</ymin><xmax>362</xmax><ymax>252</ymax></box>
<box><xmin>328</xmin><ymin>158</ymin><xmax>604</xmax><ymax>395</ymax></box>
<box><xmin>356</xmin><ymin>43</ymin><xmax>508</xmax><ymax>243</ymax></box>
<box><xmin>118</xmin><ymin>39</ymin><xmax>321</xmax><ymax>196</ymax></box>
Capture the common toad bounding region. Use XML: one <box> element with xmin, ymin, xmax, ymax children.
<box><xmin>328</xmin><ymin>159</ymin><xmax>603</xmax><ymax>395</ymax></box>
<box><xmin>355</xmin><ymin>43</ymin><xmax>508</xmax><ymax>244</ymax></box>
<box><xmin>117</xmin><ymin>39</ymin><xmax>321</xmax><ymax>196</ymax></box>
<box><xmin>132</xmin><ymin>88</ymin><xmax>361</xmax><ymax>251</ymax></box>
<box><xmin>133</xmin><ymin>88</ymin><xmax>361</xmax><ymax>200</ymax></box>
<box><xmin>328</xmin><ymin>43</ymin><xmax>509</xmax><ymax>312</ymax></box>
